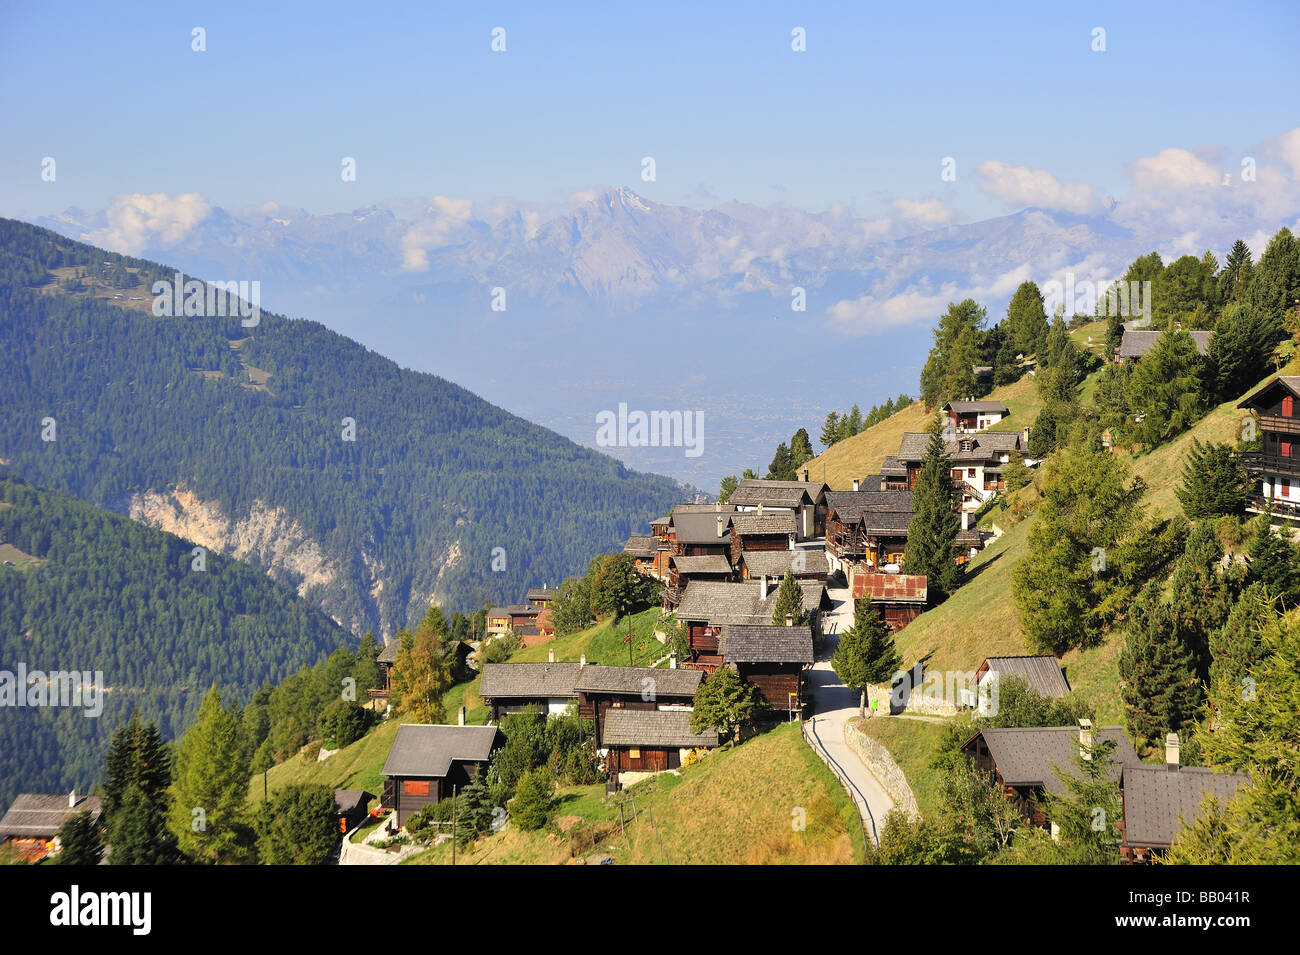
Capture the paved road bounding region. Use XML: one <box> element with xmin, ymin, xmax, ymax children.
<box><xmin>805</xmin><ymin>578</ymin><xmax>895</xmax><ymax>845</ymax></box>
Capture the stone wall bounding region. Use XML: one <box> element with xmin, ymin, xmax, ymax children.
<box><xmin>844</xmin><ymin>719</ymin><xmax>920</xmax><ymax>819</ymax></box>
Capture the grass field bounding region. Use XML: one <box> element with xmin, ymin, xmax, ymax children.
<box><xmin>404</xmin><ymin>722</ymin><xmax>865</xmax><ymax>865</ymax></box>
<box><xmin>853</xmin><ymin>717</ymin><xmax>951</xmax><ymax>819</ymax></box>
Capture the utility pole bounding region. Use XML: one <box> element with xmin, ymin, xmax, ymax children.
<box><xmin>451</xmin><ymin>785</ymin><xmax>457</xmax><ymax>866</ymax></box>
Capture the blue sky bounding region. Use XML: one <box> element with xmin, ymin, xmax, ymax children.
<box><xmin>2</xmin><ymin>0</ymin><xmax>1298</xmax><ymax>221</ymax></box>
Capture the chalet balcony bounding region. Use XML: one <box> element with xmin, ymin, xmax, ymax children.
<box><xmin>1241</xmin><ymin>451</ymin><xmax>1300</xmax><ymax>478</ymax></box>
<box><xmin>1261</xmin><ymin>415</ymin><xmax>1300</xmax><ymax>437</ymax></box>
<box><xmin>1245</xmin><ymin>491</ymin><xmax>1300</xmax><ymax>521</ymax></box>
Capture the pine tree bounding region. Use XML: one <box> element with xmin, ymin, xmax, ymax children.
<box><xmin>1247</xmin><ymin>516</ymin><xmax>1300</xmax><ymax>607</ymax></box>
<box><xmin>55</xmin><ymin>811</ymin><xmax>105</xmax><ymax>865</ymax></box>
<box><xmin>718</xmin><ymin>474</ymin><xmax>738</xmax><ymax>503</ymax></box>
<box><xmin>110</xmin><ymin>784</ymin><xmax>180</xmax><ymax>865</ymax></box>
<box><xmin>903</xmin><ymin>417</ymin><xmax>962</xmax><ymax>601</ymax></box>
<box><xmin>1005</xmin><ymin>281</ymin><xmax>1049</xmax><ymax>357</ymax></box>
<box><xmin>845</xmin><ymin>405</ymin><xmax>864</xmax><ymax>437</ymax></box>
<box><xmin>1043</xmin><ymin>737</ymin><xmax>1124</xmax><ymax>865</ymax></box>
<box><xmin>104</xmin><ymin>711</ymin><xmax>180</xmax><ymax>864</ymax></box>
<box><xmin>770</xmin><ymin>570</ymin><xmax>809</xmax><ymax>626</ymax></box>
<box><xmin>1166</xmin><ymin>522</ymin><xmax>1241</xmax><ymax>676</ymax></box>
<box><xmin>831</xmin><ymin>599</ymin><xmax>901</xmax><ymax>715</ymax></box>
<box><xmin>391</xmin><ymin>621</ymin><xmax>454</xmax><ymax>723</ymax></box>
<box><xmin>1127</xmin><ymin>329</ymin><xmax>1207</xmax><ymax>448</ymax></box>
<box><xmin>1177</xmin><ymin>440</ymin><xmax>1249</xmax><ymax>519</ymax></box>
<box><xmin>1206</xmin><ymin>302</ymin><xmax>1279</xmax><ymax>400</ymax></box>
<box><xmin>256</xmin><ymin>784</ymin><xmax>339</xmax><ymax>865</ymax></box>
<box><xmin>766</xmin><ymin>442</ymin><xmax>795</xmax><ymax>481</ymax></box>
<box><xmin>167</xmin><ymin>686</ymin><xmax>255</xmax><ymax>864</ymax></box>
<box><xmin>1119</xmin><ymin>584</ymin><xmax>1202</xmax><ymax>752</ymax></box>
<box><xmin>820</xmin><ymin>411</ymin><xmax>842</xmax><ymax>449</ymax></box>
<box><xmin>1218</xmin><ymin>239</ymin><xmax>1253</xmax><ymax>304</ymax></box>
<box><xmin>789</xmin><ymin>428</ymin><xmax>815</xmax><ymax>468</ymax></box>
<box><xmin>1208</xmin><ymin>581</ymin><xmax>1276</xmax><ymax>699</ymax></box>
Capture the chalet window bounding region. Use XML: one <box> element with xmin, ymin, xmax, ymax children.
<box><xmin>1283</xmin><ymin>479</ymin><xmax>1293</xmax><ymax>499</ymax></box>
<box><xmin>1284</xmin><ymin>396</ymin><xmax>1295</xmax><ymax>417</ymax></box>
<box><xmin>629</xmin><ymin>749</ymin><xmax>641</xmax><ymax>759</ymax></box>
<box><xmin>403</xmin><ymin>780</ymin><xmax>430</xmax><ymax>796</ymax></box>
<box><xmin>1283</xmin><ymin>442</ymin><xmax>1293</xmax><ymax>459</ymax></box>
<box><xmin>967</xmin><ymin>468</ymin><xmax>976</xmax><ymax>478</ymax></box>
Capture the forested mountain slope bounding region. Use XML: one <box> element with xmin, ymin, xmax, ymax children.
<box><xmin>0</xmin><ymin>219</ymin><xmax>684</xmax><ymax>635</ymax></box>
<box><xmin>0</xmin><ymin>477</ymin><xmax>352</xmax><ymax>810</ymax></box>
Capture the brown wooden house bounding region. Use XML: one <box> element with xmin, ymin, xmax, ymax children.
<box><xmin>334</xmin><ymin>789</ymin><xmax>375</xmax><ymax>835</ymax></box>
<box><xmin>851</xmin><ymin>572</ymin><xmax>928</xmax><ymax>631</ymax></box>
<box><xmin>974</xmin><ymin>655</ymin><xmax>1070</xmax><ymax>700</ymax></box>
<box><xmin>735</xmin><ymin>548</ymin><xmax>828</xmax><ymax>582</ymax></box>
<box><xmin>728</xmin><ymin>509</ymin><xmax>797</xmax><ymax>564</ymax></box>
<box><xmin>825</xmin><ymin>489</ymin><xmax>914</xmax><ymax>577</ymax></box>
<box><xmin>1237</xmin><ymin>375</ymin><xmax>1300</xmax><ymax>522</ymax></box>
<box><xmin>574</xmin><ymin>665</ymin><xmax>703</xmax><ymax>746</ymax></box>
<box><xmin>0</xmin><ymin>792</ymin><xmax>103</xmax><ymax>863</ymax></box>
<box><xmin>960</xmin><ymin>722</ymin><xmax>1141</xmax><ymax>826</ymax></box>
<box><xmin>601</xmin><ymin>709</ymin><xmax>719</xmax><ymax>786</ymax></box>
<box><xmin>727</xmin><ymin>476</ymin><xmax>828</xmax><ymax>539</ymax></box>
<box><xmin>719</xmin><ymin>624</ymin><xmax>814</xmax><ymax>714</ymax></box>
<box><xmin>478</xmin><ymin>662</ymin><xmax>581</xmax><ymax>721</ymax></box>
<box><xmin>674</xmin><ymin>578</ymin><xmax>830</xmax><ymax>670</ymax></box>
<box><xmin>664</xmin><ymin>553</ymin><xmax>733</xmax><ymax>610</ymax></box>
<box><xmin>381</xmin><ymin>724</ymin><xmax>501</xmax><ymax>828</ymax></box>
<box><xmin>371</xmin><ymin>639</ymin><xmax>401</xmax><ymax>708</ymax></box>
<box><xmin>942</xmin><ymin>399</ymin><xmax>1008</xmax><ymax>434</ymax></box>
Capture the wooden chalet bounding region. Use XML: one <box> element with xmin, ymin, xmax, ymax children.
<box><xmin>1237</xmin><ymin>375</ymin><xmax>1300</xmax><ymax>522</ymax></box>
<box><xmin>1117</xmin><ymin>328</ymin><xmax>1212</xmax><ymax>364</ymax></box>
<box><xmin>1118</xmin><ymin>737</ymin><xmax>1247</xmax><ymax>863</ymax></box>
<box><xmin>661</xmin><ymin>504</ymin><xmax>735</xmax><ymax>604</ymax></box>
<box><xmin>601</xmin><ymin>709</ymin><xmax>719</xmax><ymax>785</ymax></box>
<box><xmin>0</xmin><ymin>792</ymin><xmax>103</xmax><ymax>862</ymax></box>
<box><xmin>664</xmin><ymin>553</ymin><xmax>733</xmax><ymax>610</ymax></box>
<box><xmin>478</xmin><ymin>661</ymin><xmax>581</xmax><ymax>721</ymax></box>
<box><xmin>727</xmin><ymin>475</ymin><xmax>828</xmax><ymax>539</ymax></box>
<box><xmin>623</xmin><ymin>533</ymin><xmax>670</xmax><ymax>580</ymax></box>
<box><xmin>824</xmin><ymin>488</ymin><xmax>914</xmax><ymax>577</ymax></box>
<box><xmin>574</xmin><ymin>665</ymin><xmax>704</xmax><ymax>747</ymax></box>
<box><xmin>674</xmin><ymin>578</ymin><xmax>830</xmax><ymax>670</ymax></box>
<box><xmin>851</xmin><ymin>572</ymin><xmax>928</xmax><ymax>631</ymax></box>
<box><xmin>486</xmin><ymin>606</ymin><xmax>513</xmax><ymax>638</ymax></box>
<box><xmin>960</xmin><ymin>722</ymin><xmax>1141</xmax><ymax>826</ymax></box>
<box><xmin>728</xmin><ymin>508</ymin><xmax>797</xmax><ymax>564</ymax></box>
<box><xmin>896</xmin><ymin>430</ymin><xmax>1028</xmax><ymax>512</ymax></box>
<box><xmin>735</xmin><ymin>547</ymin><xmax>828</xmax><ymax>582</ymax></box>
<box><xmin>381</xmin><ymin>724</ymin><xmax>501</xmax><ymax>828</ymax></box>
<box><xmin>526</xmin><ymin>586</ymin><xmax>558</xmax><ymax>609</ymax></box>
<box><xmin>334</xmin><ymin>789</ymin><xmax>375</xmax><ymax>835</ymax></box>
<box><xmin>880</xmin><ymin>457</ymin><xmax>908</xmax><ymax>491</ymax></box>
<box><xmin>942</xmin><ymin>399</ymin><xmax>1008</xmax><ymax>434</ymax></box>
<box><xmin>719</xmin><ymin>624</ymin><xmax>814</xmax><ymax>714</ymax></box>
<box><xmin>975</xmin><ymin>655</ymin><xmax>1070</xmax><ymax>700</ymax></box>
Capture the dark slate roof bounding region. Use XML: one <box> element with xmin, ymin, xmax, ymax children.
<box><xmin>1236</xmin><ymin>375</ymin><xmax>1300</xmax><ymax>409</ymax></box>
<box><xmin>966</xmin><ymin>726</ymin><xmax>1141</xmax><ymax>796</ymax></box>
<box><xmin>943</xmin><ymin>400</ymin><xmax>1008</xmax><ymax>414</ymax></box>
<box><xmin>479</xmin><ymin>662</ymin><xmax>582</xmax><ymax>699</ymax></box>
<box><xmin>382</xmin><ymin>724</ymin><xmax>500</xmax><ymax>778</ymax></box>
<box><xmin>574</xmin><ymin>665</ymin><xmax>703</xmax><ymax>697</ymax></box>
<box><xmin>852</xmin><ymin>573</ymin><xmax>927</xmax><ymax>603</ymax></box>
<box><xmin>738</xmin><ymin>549</ymin><xmax>829</xmax><ymax>578</ymax></box>
<box><xmin>858</xmin><ymin>510</ymin><xmax>915</xmax><ymax>535</ymax></box>
<box><xmin>0</xmin><ymin>793</ymin><xmax>103</xmax><ymax>839</ymax></box>
<box><xmin>728</xmin><ymin>479</ymin><xmax>827</xmax><ymax>508</ymax></box>
<box><xmin>897</xmin><ymin>431</ymin><xmax>1023</xmax><ymax>464</ymax></box>
<box><xmin>675</xmin><ymin>580</ymin><xmax>827</xmax><ymax>625</ymax></box>
<box><xmin>731</xmin><ymin>512</ymin><xmax>797</xmax><ymax>537</ymax></box>
<box><xmin>1121</xmin><ymin>766</ymin><xmax>1248</xmax><ymax>849</ymax></box>
<box><xmin>486</xmin><ymin>607</ymin><xmax>512</xmax><ymax>619</ymax></box>
<box><xmin>880</xmin><ymin>455</ymin><xmax>907</xmax><ymax>477</ymax></box>
<box><xmin>601</xmin><ymin>709</ymin><xmax>720</xmax><ymax>748</ymax></box>
<box><xmin>669</xmin><ymin>554</ymin><xmax>733</xmax><ymax>575</ymax></box>
<box><xmin>377</xmin><ymin>640</ymin><xmax>401</xmax><ymax>664</ymax></box>
<box><xmin>826</xmin><ymin>490</ymin><xmax>913</xmax><ymax>522</ymax></box>
<box><xmin>721</xmin><ymin>625</ymin><xmax>814</xmax><ymax>664</ymax></box>
<box><xmin>507</xmin><ymin>604</ymin><xmax>540</xmax><ymax>617</ymax></box>
<box><xmin>526</xmin><ymin>588</ymin><xmax>558</xmax><ymax>602</ymax></box>
<box><xmin>669</xmin><ymin>510</ymin><xmax>732</xmax><ymax>544</ymax></box>
<box><xmin>623</xmin><ymin>535</ymin><xmax>657</xmax><ymax>558</ymax></box>
<box><xmin>334</xmin><ymin>790</ymin><xmax>374</xmax><ymax>814</ymax></box>
<box><xmin>978</xmin><ymin>656</ymin><xmax>1071</xmax><ymax>698</ymax></box>
<box><xmin>1119</xmin><ymin>328</ymin><xmax>1212</xmax><ymax>359</ymax></box>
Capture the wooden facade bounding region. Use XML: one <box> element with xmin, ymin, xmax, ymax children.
<box><xmin>1239</xmin><ymin>376</ymin><xmax>1300</xmax><ymax>521</ymax></box>
<box><xmin>383</xmin><ymin>760</ymin><xmax>484</xmax><ymax>829</ymax></box>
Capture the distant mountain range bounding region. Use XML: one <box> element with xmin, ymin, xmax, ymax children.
<box><xmin>0</xmin><ymin>219</ymin><xmax>684</xmax><ymax>636</ymax></box>
<box><xmin>36</xmin><ymin>188</ymin><xmax>1186</xmax><ymax>486</ymax></box>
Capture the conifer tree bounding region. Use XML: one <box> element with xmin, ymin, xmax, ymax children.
<box><xmin>256</xmin><ymin>784</ymin><xmax>338</xmax><ymax>865</ymax></box>
<box><xmin>1118</xmin><ymin>584</ymin><xmax>1202</xmax><ymax>752</ymax></box>
<box><xmin>104</xmin><ymin>711</ymin><xmax>180</xmax><ymax>864</ymax></box>
<box><xmin>831</xmin><ymin>599</ymin><xmax>902</xmax><ymax>716</ymax></box>
<box><xmin>167</xmin><ymin>686</ymin><xmax>255</xmax><ymax>864</ymax></box>
<box><xmin>55</xmin><ymin>811</ymin><xmax>105</xmax><ymax>866</ymax></box>
<box><xmin>789</xmin><ymin>428</ymin><xmax>815</xmax><ymax>469</ymax></box>
<box><xmin>1043</xmin><ymin>737</ymin><xmax>1123</xmax><ymax>865</ymax></box>
<box><xmin>1246</xmin><ymin>516</ymin><xmax>1300</xmax><ymax>607</ymax></box>
<box><xmin>770</xmin><ymin>569</ymin><xmax>809</xmax><ymax>626</ymax></box>
<box><xmin>1166</xmin><ymin>522</ymin><xmax>1241</xmax><ymax>677</ymax></box>
<box><xmin>1208</xmin><ymin>581</ymin><xmax>1276</xmax><ymax>698</ymax></box>
<box><xmin>820</xmin><ymin>411</ymin><xmax>842</xmax><ymax>449</ymax></box>
<box><xmin>1177</xmin><ymin>440</ymin><xmax>1249</xmax><ymax>519</ymax></box>
<box><xmin>904</xmin><ymin>417</ymin><xmax>962</xmax><ymax>601</ymax></box>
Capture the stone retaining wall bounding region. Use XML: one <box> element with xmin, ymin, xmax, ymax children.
<box><xmin>844</xmin><ymin>719</ymin><xmax>920</xmax><ymax>820</ymax></box>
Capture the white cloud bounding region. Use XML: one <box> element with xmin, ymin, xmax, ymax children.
<box><xmin>399</xmin><ymin>195</ymin><xmax>477</xmax><ymax>270</ymax></box>
<box><xmin>976</xmin><ymin>161</ymin><xmax>1109</xmax><ymax>215</ymax></box>
<box><xmin>1126</xmin><ymin>148</ymin><xmax>1221</xmax><ymax>191</ymax></box>
<box><xmin>84</xmin><ymin>192</ymin><xmax>211</xmax><ymax>254</ymax></box>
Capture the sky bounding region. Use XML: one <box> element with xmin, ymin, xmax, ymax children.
<box><xmin>3</xmin><ymin>0</ymin><xmax>1299</xmax><ymax>223</ymax></box>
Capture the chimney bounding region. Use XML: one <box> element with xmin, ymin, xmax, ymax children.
<box><xmin>785</xmin><ymin>613</ymin><xmax>793</xmax><ymax>627</ymax></box>
<box><xmin>457</xmin><ymin>706</ymin><xmax>466</xmax><ymax>726</ymax></box>
<box><xmin>669</xmin><ymin>653</ymin><xmax>677</xmax><ymax>669</ymax></box>
<box><xmin>1165</xmin><ymin>733</ymin><xmax>1180</xmax><ymax>772</ymax></box>
<box><xmin>757</xmin><ymin>503</ymin><xmax>764</xmax><ymax>516</ymax></box>
<box><xmin>1078</xmin><ymin>718</ymin><xmax>1094</xmax><ymax>759</ymax></box>
<box><xmin>715</xmin><ymin>501</ymin><xmax>721</xmax><ymax>512</ymax></box>
<box><xmin>852</xmin><ymin>478</ymin><xmax>860</xmax><ymax>492</ymax></box>
<box><xmin>1022</xmin><ymin>427</ymin><xmax>1031</xmax><ymax>447</ymax></box>
<box><xmin>760</xmin><ymin>575</ymin><xmax>769</xmax><ymax>600</ymax></box>
<box><xmin>548</xmin><ymin>647</ymin><xmax>555</xmax><ymax>663</ymax></box>
<box><xmin>961</xmin><ymin>509</ymin><xmax>969</xmax><ymax>531</ymax></box>
<box><xmin>580</xmin><ymin>653</ymin><xmax>586</xmax><ymax>667</ymax></box>
<box><xmin>801</xmin><ymin>466</ymin><xmax>809</xmax><ymax>482</ymax></box>
<box><xmin>716</xmin><ymin>514</ymin><xmax>724</xmax><ymax>538</ymax></box>
<box><xmin>68</xmin><ymin>789</ymin><xmax>77</xmax><ymax>809</ymax></box>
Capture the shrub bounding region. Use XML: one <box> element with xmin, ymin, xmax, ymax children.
<box><xmin>317</xmin><ymin>698</ymin><xmax>375</xmax><ymax>748</ymax></box>
<box><xmin>510</xmin><ymin>768</ymin><xmax>555</xmax><ymax>831</ymax></box>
